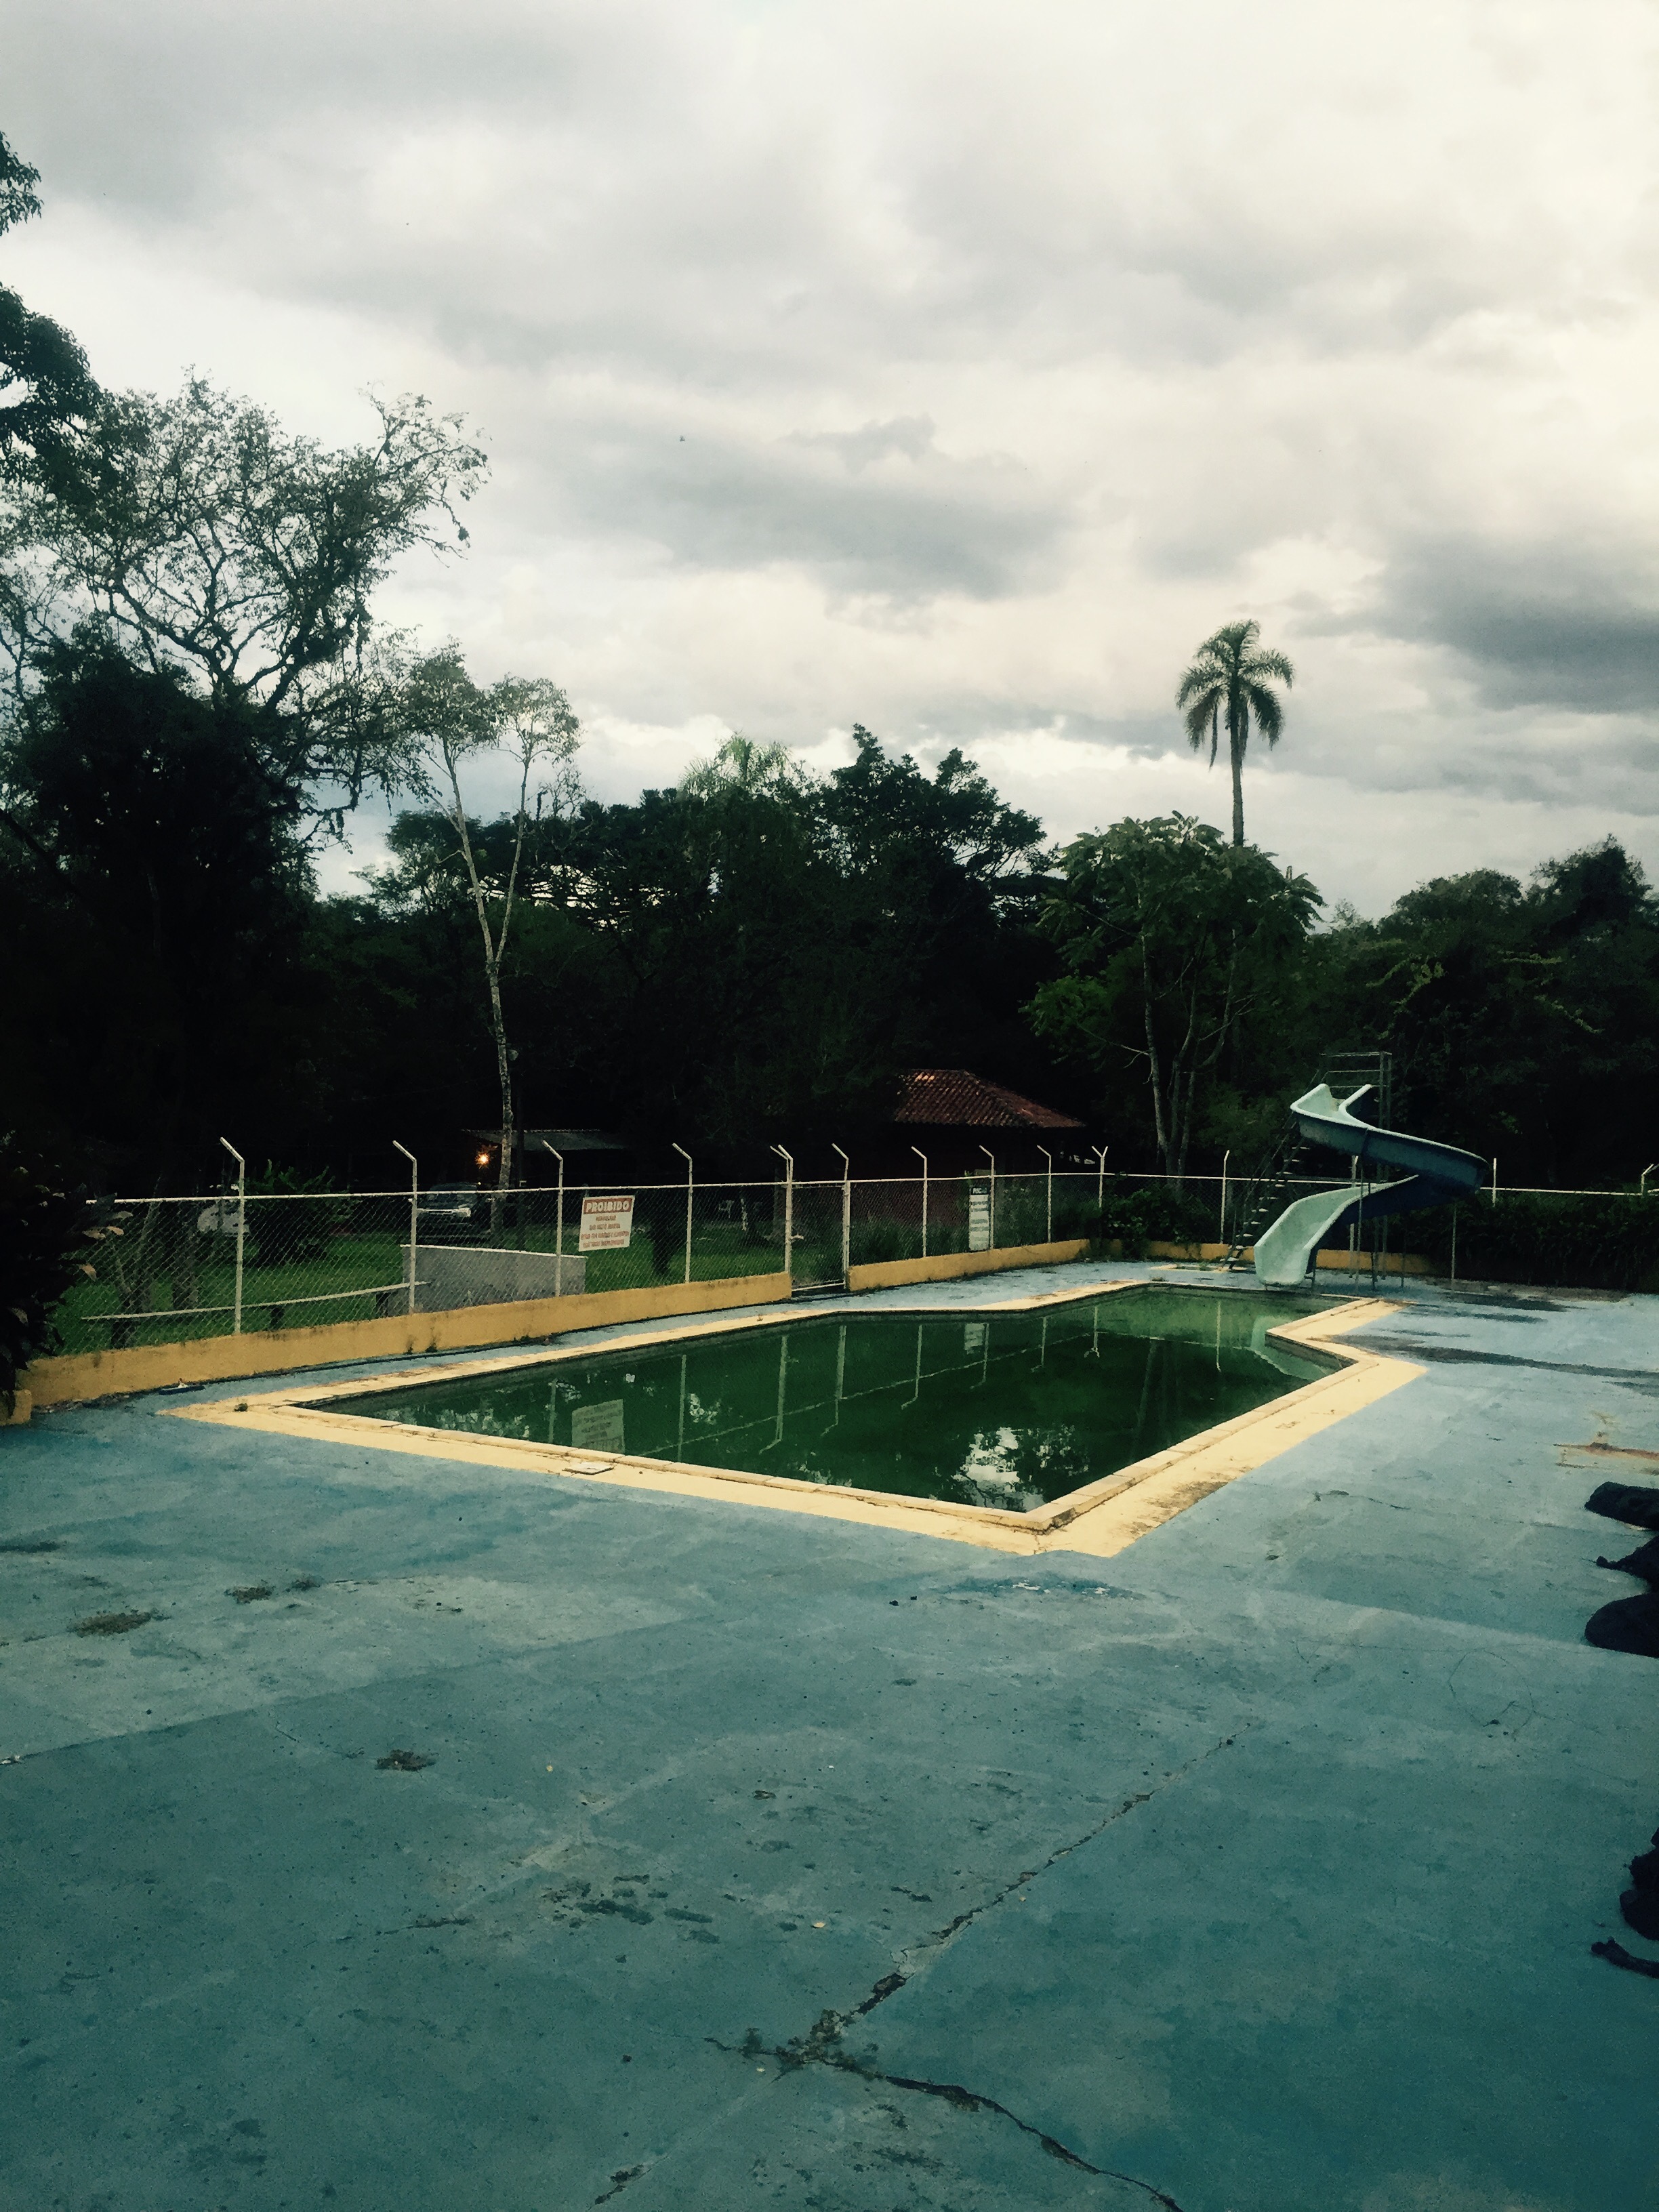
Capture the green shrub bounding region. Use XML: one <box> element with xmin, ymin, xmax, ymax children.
<box><xmin>1076</xmin><ymin>1183</ymin><xmax>1216</xmax><ymax>1259</ymax></box>
<box><xmin>987</xmin><ymin>1179</ymin><xmax>1050</xmax><ymax>1248</ymax></box>
<box><xmin>850</xmin><ymin>1219</ymin><xmax>913</xmax><ymax>1266</ymax></box>
<box><xmin>245</xmin><ymin>1164</ymin><xmax>350</xmax><ymax>1268</ymax></box>
<box><xmin>0</xmin><ymin>1136</ymin><xmax>117</xmax><ymax>1409</ymax></box>
<box><xmin>1410</xmin><ymin>1193</ymin><xmax>1659</xmax><ymax>1292</ymax></box>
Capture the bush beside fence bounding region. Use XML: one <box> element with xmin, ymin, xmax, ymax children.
<box><xmin>1408</xmin><ymin>1193</ymin><xmax>1659</xmax><ymax>1294</ymax></box>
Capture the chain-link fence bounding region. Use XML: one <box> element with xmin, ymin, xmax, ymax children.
<box><xmin>51</xmin><ymin>1181</ymin><xmax>791</xmax><ymax>1355</ymax></box>
<box><xmin>48</xmin><ymin>1168</ymin><xmax>1105</xmax><ymax>1353</ymax></box>
<box><xmin>1104</xmin><ymin>1168</ymin><xmax>1659</xmax><ymax>1291</ymax></box>
<box><xmin>44</xmin><ymin>1164</ymin><xmax>1659</xmax><ymax>1355</ymax></box>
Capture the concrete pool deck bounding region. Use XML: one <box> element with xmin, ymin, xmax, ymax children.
<box><xmin>2</xmin><ymin>1259</ymin><xmax>1657</xmax><ymax>2211</ymax></box>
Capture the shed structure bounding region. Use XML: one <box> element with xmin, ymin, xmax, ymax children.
<box><xmin>874</xmin><ymin>1067</ymin><xmax>1086</xmax><ymax>1177</ymax></box>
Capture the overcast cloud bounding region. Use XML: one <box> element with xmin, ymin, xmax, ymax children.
<box><xmin>5</xmin><ymin>0</ymin><xmax>1658</xmax><ymax>910</ymax></box>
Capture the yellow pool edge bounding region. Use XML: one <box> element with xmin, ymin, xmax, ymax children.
<box><xmin>166</xmin><ymin>1285</ymin><xmax>1420</xmax><ymax>1557</ymax></box>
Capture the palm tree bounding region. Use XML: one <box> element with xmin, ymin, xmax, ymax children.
<box><xmin>1176</xmin><ymin>620</ymin><xmax>1294</xmax><ymax>847</ymax></box>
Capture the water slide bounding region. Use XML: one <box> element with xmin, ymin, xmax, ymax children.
<box><xmin>1252</xmin><ymin>1084</ymin><xmax>1486</xmax><ymax>1289</ymax></box>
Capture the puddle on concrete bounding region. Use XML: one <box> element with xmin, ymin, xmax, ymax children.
<box><xmin>333</xmin><ymin>1288</ymin><xmax>1334</xmax><ymax>1514</ymax></box>
<box><xmin>1359</xmin><ymin>1337</ymin><xmax>1659</xmax><ymax>1387</ymax></box>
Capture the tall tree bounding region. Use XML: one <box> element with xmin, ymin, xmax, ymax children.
<box><xmin>1176</xmin><ymin>619</ymin><xmax>1294</xmax><ymax>847</ymax></box>
<box><xmin>1299</xmin><ymin>841</ymin><xmax>1659</xmax><ymax>1186</ymax></box>
<box><xmin>396</xmin><ymin>648</ymin><xmax>581</xmax><ymax>1220</ymax></box>
<box><xmin>1</xmin><ymin>377</ymin><xmax>485</xmax><ymax>824</ymax></box>
<box><xmin>1031</xmin><ymin>815</ymin><xmax>1319</xmax><ymax>1183</ymax></box>
<box><xmin>813</xmin><ymin>725</ymin><xmax>1057</xmax><ymax>1080</ymax></box>
<box><xmin>0</xmin><ymin>131</ymin><xmax>100</xmax><ymax>474</ymax></box>
<box><xmin>0</xmin><ymin>640</ymin><xmax>312</xmax><ymax>1180</ymax></box>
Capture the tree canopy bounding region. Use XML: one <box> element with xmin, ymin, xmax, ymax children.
<box><xmin>1032</xmin><ymin>815</ymin><xmax>1321</xmax><ymax>1182</ymax></box>
<box><xmin>2</xmin><ymin>377</ymin><xmax>487</xmax><ymax>823</ymax></box>
<box><xmin>0</xmin><ymin>130</ymin><xmax>100</xmax><ymax>474</ymax></box>
<box><xmin>1</xmin><ymin>640</ymin><xmax>314</xmax><ymax>1177</ymax></box>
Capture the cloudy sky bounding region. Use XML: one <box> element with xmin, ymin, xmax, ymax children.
<box><xmin>6</xmin><ymin>0</ymin><xmax>1657</xmax><ymax>911</ymax></box>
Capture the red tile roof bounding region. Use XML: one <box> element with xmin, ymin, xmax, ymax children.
<box><xmin>892</xmin><ymin>1069</ymin><xmax>1084</xmax><ymax>1131</ymax></box>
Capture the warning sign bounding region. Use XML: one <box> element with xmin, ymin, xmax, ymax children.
<box><xmin>968</xmin><ymin>1186</ymin><xmax>992</xmax><ymax>1252</ymax></box>
<box><xmin>578</xmin><ymin>1193</ymin><xmax>635</xmax><ymax>1252</ymax></box>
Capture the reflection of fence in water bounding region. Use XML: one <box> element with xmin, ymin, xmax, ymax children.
<box><xmin>607</xmin><ymin>1313</ymin><xmax>1074</xmax><ymax>1506</ymax></box>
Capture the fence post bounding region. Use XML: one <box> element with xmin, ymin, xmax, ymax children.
<box><xmin>546</xmin><ymin>1148</ymin><xmax>566</xmax><ymax>1293</ymax></box>
<box><xmin>1092</xmin><ymin>1145</ymin><xmax>1109</xmax><ymax>1210</ymax></box>
<box><xmin>911</xmin><ymin>1146</ymin><xmax>929</xmax><ymax>1258</ymax></box>
<box><xmin>1218</xmin><ymin>1149</ymin><xmax>1231</xmax><ymax>1244</ymax></box>
<box><xmin>770</xmin><ymin>1145</ymin><xmax>794</xmax><ymax>1282</ymax></box>
<box><xmin>392</xmin><ymin>1141</ymin><xmax>417</xmax><ymax>1315</ymax></box>
<box><xmin>1490</xmin><ymin>1157</ymin><xmax>1498</xmax><ymax>1206</ymax></box>
<box><xmin>672</xmin><ymin>1143</ymin><xmax>694</xmax><ymax>1286</ymax></box>
<box><xmin>1642</xmin><ymin>1162</ymin><xmax>1656</xmax><ymax>1197</ymax></box>
<box><xmin>218</xmin><ymin>1139</ymin><xmax>245</xmax><ymax>1335</ymax></box>
<box><xmin>832</xmin><ymin>1145</ymin><xmax>851</xmax><ymax>1282</ymax></box>
<box><xmin>979</xmin><ymin>1145</ymin><xmax>997</xmax><ymax>1248</ymax></box>
<box><xmin>1038</xmin><ymin>1147</ymin><xmax>1052</xmax><ymax>1243</ymax></box>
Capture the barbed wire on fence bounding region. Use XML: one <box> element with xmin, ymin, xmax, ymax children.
<box><xmin>48</xmin><ymin>1162</ymin><xmax>1659</xmax><ymax>1355</ymax></box>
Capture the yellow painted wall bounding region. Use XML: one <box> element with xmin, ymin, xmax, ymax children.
<box><xmin>1311</xmin><ymin>1247</ymin><xmax>1435</xmax><ymax>1277</ymax></box>
<box><xmin>1136</xmin><ymin>1240</ymin><xmax>1435</xmax><ymax>1275</ymax></box>
<box><xmin>18</xmin><ymin>1232</ymin><xmax>1441</xmax><ymax>1416</ymax></box>
<box><xmin>846</xmin><ymin>1239</ymin><xmax>1090</xmax><ymax>1294</ymax></box>
<box><xmin>24</xmin><ymin>1271</ymin><xmax>794</xmax><ymax>1409</ymax></box>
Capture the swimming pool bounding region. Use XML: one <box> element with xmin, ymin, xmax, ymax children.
<box><xmin>337</xmin><ymin>1286</ymin><xmax>1336</xmax><ymax>1514</ymax></box>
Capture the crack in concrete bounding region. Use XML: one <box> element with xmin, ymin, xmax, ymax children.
<box><xmin>863</xmin><ymin>2073</ymin><xmax>1187</xmax><ymax>2207</ymax></box>
<box><xmin>704</xmin><ymin>2026</ymin><xmax>1188</xmax><ymax>2207</ymax></box>
<box><xmin>592</xmin><ymin>2160</ymin><xmax>646</xmax><ymax>2203</ymax></box>
<box><xmin>694</xmin><ymin>1732</ymin><xmax>1242</xmax><ymax>2209</ymax></box>
<box><xmin>855</xmin><ymin>1725</ymin><xmax>1247</xmax><ymax>2006</ymax></box>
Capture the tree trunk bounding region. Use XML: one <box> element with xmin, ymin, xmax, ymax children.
<box><xmin>1229</xmin><ymin>708</ymin><xmax>1246</xmax><ymax>847</ymax></box>
<box><xmin>1166</xmin><ymin>1058</ymin><xmax>1193</xmax><ymax>1193</ymax></box>
<box><xmin>489</xmin><ymin>958</ymin><xmax>513</xmax><ymax>1242</ymax></box>
<box><xmin>1142</xmin><ymin>947</ymin><xmax>1178</xmax><ymax>1181</ymax></box>
<box><xmin>445</xmin><ymin>750</ymin><xmax>521</xmax><ymax>1244</ymax></box>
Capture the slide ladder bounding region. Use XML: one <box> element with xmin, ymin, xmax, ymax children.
<box><xmin>1252</xmin><ymin>1084</ymin><xmax>1485</xmax><ymax>1289</ymax></box>
<box><xmin>1223</xmin><ymin>1122</ymin><xmax>1313</xmax><ymax>1271</ymax></box>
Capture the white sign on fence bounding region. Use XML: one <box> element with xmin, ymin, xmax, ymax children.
<box><xmin>570</xmin><ymin>1399</ymin><xmax>626</xmax><ymax>1454</ymax></box>
<box><xmin>968</xmin><ymin>1185</ymin><xmax>992</xmax><ymax>1252</ymax></box>
<box><xmin>578</xmin><ymin>1194</ymin><xmax>635</xmax><ymax>1252</ymax></box>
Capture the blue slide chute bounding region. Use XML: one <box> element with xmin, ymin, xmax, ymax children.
<box><xmin>1253</xmin><ymin>1084</ymin><xmax>1486</xmax><ymax>1289</ymax></box>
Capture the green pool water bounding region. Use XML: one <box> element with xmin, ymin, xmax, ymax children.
<box><xmin>340</xmin><ymin>1287</ymin><xmax>1338</xmax><ymax>1514</ymax></box>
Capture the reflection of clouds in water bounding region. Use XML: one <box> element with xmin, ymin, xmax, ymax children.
<box><xmin>954</xmin><ymin>1423</ymin><xmax>1071</xmax><ymax>1515</ymax></box>
<box><xmin>960</xmin><ymin>1425</ymin><xmax>1023</xmax><ymax>1488</ymax></box>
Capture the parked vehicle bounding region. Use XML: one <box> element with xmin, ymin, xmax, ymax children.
<box><xmin>415</xmin><ymin>1185</ymin><xmax>483</xmax><ymax>1242</ymax></box>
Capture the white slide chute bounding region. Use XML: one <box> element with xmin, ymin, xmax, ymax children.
<box><xmin>1253</xmin><ymin>1084</ymin><xmax>1485</xmax><ymax>1289</ymax></box>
